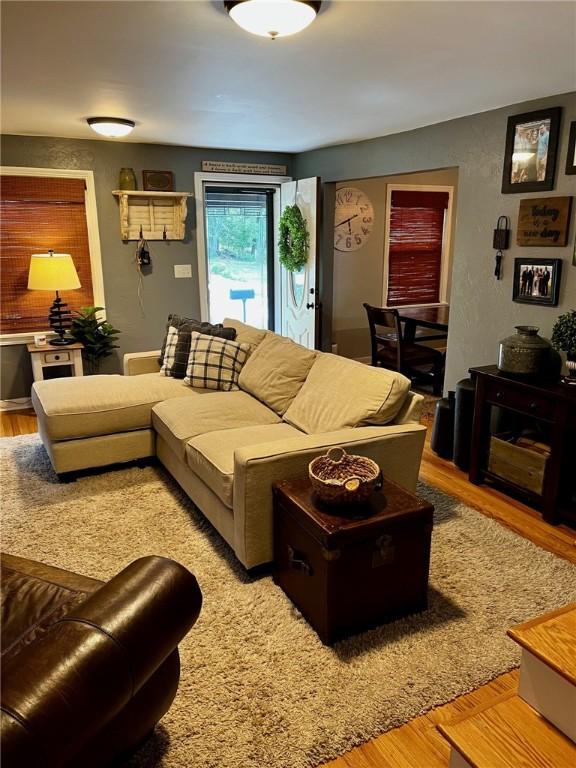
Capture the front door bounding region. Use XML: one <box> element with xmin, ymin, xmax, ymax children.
<box><xmin>279</xmin><ymin>177</ymin><xmax>320</xmax><ymax>349</ymax></box>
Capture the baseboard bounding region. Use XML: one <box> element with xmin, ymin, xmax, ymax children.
<box><xmin>0</xmin><ymin>397</ymin><xmax>32</xmax><ymax>412</ymax></box>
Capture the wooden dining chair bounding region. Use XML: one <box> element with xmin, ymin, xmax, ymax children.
<box><xmin>363</xmin><ymin>303</ymin><xmax>445</xmax><ymax>395</ymax></box>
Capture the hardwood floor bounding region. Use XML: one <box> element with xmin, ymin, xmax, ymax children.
<box><xmin>2</xmin><ymin>406</ymin><xmax>575</xmax><ymax>767</ymax></box>
<box><xmin>0</xmin><ymin>407</ymin><xmax>37</xmax><ymax>437</ymax></box>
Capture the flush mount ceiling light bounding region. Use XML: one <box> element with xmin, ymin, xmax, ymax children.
<box><xmin>224</xmin><ymin>0</ymin><xmax>321</xmax><ymax>39</ymax></box>
<box><xmin>87</xmin><ymin>117</ymin><xmax>135</xmax><ymax>138</ymax></box>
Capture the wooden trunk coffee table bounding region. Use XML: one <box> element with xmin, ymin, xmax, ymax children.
<box><xmin>272</xmin><ymin>476</ymin><xmax>434</xmax><ymax>645</ymax></box>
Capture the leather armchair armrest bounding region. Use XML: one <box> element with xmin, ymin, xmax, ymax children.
<box><xmin>0</xmin><ymin>556</ymin><xmax>202</xmax><ymax>768</ymax></box>
<box><xmin>123</xmin><ymin>350</ymin><xmax>162</xmax><ymax>376</ymax></box>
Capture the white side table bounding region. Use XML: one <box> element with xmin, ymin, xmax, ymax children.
<box><xmin>27</xmin><ymin>342</ymin><xmax>84</xmax><ymax>382</ymax></box>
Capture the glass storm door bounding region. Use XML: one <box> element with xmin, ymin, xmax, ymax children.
<box><xmin>204</xmin><ymin>187</ymin><xmax>274</xmax><ymax>328</ymax></box>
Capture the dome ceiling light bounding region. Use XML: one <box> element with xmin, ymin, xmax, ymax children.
<box><xmin>87</xmin><ymin>117</ymin><xmax>135</xmax><ymax>138</ymax></box>
<box><xmin>224</xmin><ymin>0</ymin><xmax>321</xmax><ymax>40</ymax></box>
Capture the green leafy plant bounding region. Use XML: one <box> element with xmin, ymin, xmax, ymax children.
<box><xmin>70</xmin><ymin>306</ymin><xmax>121</xmax><ymax>374</ymax></box>
<box><xmin>551</xmin><ymin>310</ymin><xmax>576</xmax><ymax>357</ymax></box>
<box><xmin>279</xmin><ymin>205</ymin><xmax>309</xmax><ymax>272</ymax></box>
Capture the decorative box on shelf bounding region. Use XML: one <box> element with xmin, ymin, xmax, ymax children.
<box><xmin>112</xmin><ymin>190</ymin><xmax>192</xmax><ymax>240</ymax></box>
<box><xmin>488</xmin><ymin>433</ymin><xmax>550</xmax><ymax>495</ymax></box>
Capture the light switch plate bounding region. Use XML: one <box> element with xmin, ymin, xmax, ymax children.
<box><xmin>174</xmin><ymin>264</ymin><xmax>192</xmax><ymax>279</ymax></box>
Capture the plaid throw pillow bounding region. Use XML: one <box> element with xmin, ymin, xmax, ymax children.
<box><xmin>159</xmin><ymin>315</ymin><xmax>237</xmax><ymax>378</ymax></box>
<box><xmin>160</xmin><ymin>325</ymin><xmax>179</xmax><ymax>377</ymax></box>
<box><xmin>184</xmin><ymin>332</ymin><xmax>249</xmax><ymax>391</ymax></box>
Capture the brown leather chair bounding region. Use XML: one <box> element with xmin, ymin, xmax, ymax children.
<box><xmin>363</xmin><ymin>303</ymin><xmax>445</xmax><ymax>395</ymax></box>
<box><xmin>0</xmin><ymin>553</ymin><xmax>202</xmax><ymax>768</ymax></box>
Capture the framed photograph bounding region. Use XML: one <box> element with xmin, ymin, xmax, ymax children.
<box><xmin>566</xmin><ymin>121</ymin><xmax>576</xmax><ymax>175</ymax></box>
<box><xmin>502</xmin><ymin>107</ymin><xmax>561</xmax><ymax>194</ymax></box>
<box><xmin>142</xmin><ymin>170</ymin><xmax>174</xmax><ymax>192</ymax></box>
<box><xmin>512</xmin><ymin>258</ymin><xmax>562</xmax><ymax>306</ymax></box>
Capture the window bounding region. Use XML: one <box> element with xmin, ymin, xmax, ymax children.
<box><xmin>204</xmin><ymin>187</ymin><xmax>274</xmax><ymax>328</ymax></box>
<box><xmin>194</xmin><ymin>172</ymin><xmax>288</xmax><ymax>329</ymax></box>
<box><xmin>0</xmin><ymin>168</ymin><xmax>104</xmax><ymax>341</ymax></box>
<box><xmin>384</xmin><ymin>188</ymin><xmax>451</xmax><ymax>307</ymax></box>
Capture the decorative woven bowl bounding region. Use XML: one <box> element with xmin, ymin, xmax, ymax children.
<box><xmin>308</xmin><ymin>447</ymin><xmax>383</xmax><ymax>507</ymax></box>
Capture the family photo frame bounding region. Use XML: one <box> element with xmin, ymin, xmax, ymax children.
<box><xmin>512</xmin><ymin>258</ymin><xmax>562</xmax><ymax>306</ymax></box>
<box><xmin>566</xmin><ymin>121</ymin><xmax>576</xmax><ymax>175</ymax></box>
<box><xmin>502</xmin><ymin>107</ymin><xmax>561</xmax><ymax>194</ymax></box>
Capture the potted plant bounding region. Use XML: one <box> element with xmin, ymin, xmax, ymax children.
<box><xmin>551</xmin><ymin>309</ymin><xmax>576</xmax><ymax>381</ymax></box>
<box><xmin>70</xmin><ymin>306</ymin><xmax>121</xmax><ymax>374</ymax></box>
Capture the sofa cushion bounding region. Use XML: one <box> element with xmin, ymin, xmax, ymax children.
<box><xmin>222</xmin><ymin>318</ymin><xmax>267</xmax><ymax>354</ymax></box>
<box><xmin>186</xmin><ymin>424</ymin><xmax>302</xmax><ymax>508</ymax></box>
<box><xmin>184</xmin><ymin>332</ymin><xmax>250</xmax><ymax>391</ymax></box>
<box><xmin>159</xmin><ymin>315</ymin><xmax>237</xmax><ymax>378</ymax></box>
<box><xmin>283</xmin><ymin>353</ymin><xmax>411</xmax><ymax>434</ymax></box>
<box><xmin>238</xmin><ymin>332</ymin><xmax>317</xmax><ymax>415</ymax></box>
<box><xmin>152</xmin><ymin>391</ymin><xmax>281</xmax><ymax>461</ymax></box>
<box><xmin>32</xmin><ymin>373</ymin><xmax>204</xmax><ymax>441</ymax></box>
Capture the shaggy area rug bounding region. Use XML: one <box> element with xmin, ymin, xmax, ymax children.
<box><xmin>2</xmin><ymin>434</ymin><xmax>575</xmax><ymax>768</ymax></box>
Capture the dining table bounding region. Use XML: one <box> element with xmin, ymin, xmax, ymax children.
<box><xmin>396</xmin><ymin>305</ymin><xmax>450</xmax><ymax>344</ymax></box>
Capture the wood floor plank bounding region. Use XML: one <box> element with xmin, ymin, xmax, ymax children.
<box><xmin>2</xmin><ymin>406</ymin><xmax>574</xmax><ymax>767</ymax></box>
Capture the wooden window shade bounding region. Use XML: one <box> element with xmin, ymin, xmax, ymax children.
<box><xmin>1</xmin><ymin>176</ymin><xmax>94</xmax><ymax>334</ymax></box>
<box><xmin>387</xmin><ymin>190</ymin><xmax>449</xmax><ymax>307</ymax></box>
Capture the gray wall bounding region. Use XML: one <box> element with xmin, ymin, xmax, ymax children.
<box><xmin>294</xmin><ymin>92</ymin><xmax>576</xmax><ymax>390</ymax></box>
<box><xmin>1</xmin><ymin>135</ymin><xmax>291</xmax><ymax>399</ymax></box>
<box><xmin>332</xmin><ymin>168</ymin><xmax>458</xmax><ymax>359</ymax></box>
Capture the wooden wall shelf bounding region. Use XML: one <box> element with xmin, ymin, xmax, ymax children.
<box><xmin>112</xmin><ymin>190</ymin><xmax>192</xmax><ymax>241</ymax></box>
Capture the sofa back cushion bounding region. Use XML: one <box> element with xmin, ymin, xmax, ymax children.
<box><xmin>222</xmin><ymin>318</ymin><xmax>267</xmax><ymax>354</ymax></box>
<box><xmin>184</xmin><ymin>332</ymin><xmax>250</xmax><ymax>391</ymax></box>
<box><xmin>283</xmin><ymin>353</ymin><xmax>411</xmax><ymax>434</ymax></box>
<box><xmin>160</xmin><ymin>315</ymin><xmax>237</xmax><ymax>378</ymax></box>
<box><xmin>238</xmin><ymin>332</ymin><xmax>317</xmax><ymax>415</ymax></box>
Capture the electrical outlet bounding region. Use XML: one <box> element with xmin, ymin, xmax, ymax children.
<box><xmin>174</xmin><ymin>264</ymin><xmax>192</xmax><ymax>279</ymax></box>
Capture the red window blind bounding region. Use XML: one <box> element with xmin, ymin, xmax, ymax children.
<box><xmin>0</xmin><ymin>176</ymin><xmax>94</xmax><ymax>334</ymax></box>
<box><xmin>387</xmin><ymin>190</ymin><xmax>449</xmax><ymax>307</ymax></box>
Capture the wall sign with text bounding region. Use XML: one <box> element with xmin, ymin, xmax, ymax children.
<box><xmin>516</xmin><ymin>196</ymin><xmax>572</xmax><ymax>247</ymax></box>
<box><xmin>201</xmin><ymin>161</ymin><xmax>288</xmax><ymax>176</ymax></box>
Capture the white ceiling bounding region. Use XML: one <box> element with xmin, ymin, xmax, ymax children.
<box><xmin>1</xmin><ymin>1</ymin><xmax>575</xmax><ymax>153</ymax></box>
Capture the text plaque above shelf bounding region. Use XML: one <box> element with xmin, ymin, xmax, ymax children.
<box><xmin>201</xmin><ymin>161</ymin><xmax>288</xmax><ymax>176</ymax></box>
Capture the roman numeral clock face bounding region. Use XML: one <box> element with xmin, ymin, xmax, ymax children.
<box><xmin>334</xmin><ymin>187</ymin><xmax>374</xmax><ymax>252</ymax></box>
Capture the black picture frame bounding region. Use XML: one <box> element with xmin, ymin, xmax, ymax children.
<box><xmin>512</xmin><ymin>258</ymin><xmax>562</xmax><ymax>306</ymax></box>
<box><xmin>502</xmin><ymin>107</ymin><xmax>561</xmax><ymax>194</ymax></box>
<box><xmin>565</xmin><ymin>121</ymin><xmax>576</xmax><ymax>175</ymax></box>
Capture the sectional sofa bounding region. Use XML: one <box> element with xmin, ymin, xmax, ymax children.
<box><xmin>32</xmin><ymin>319</ymin><xmax>427</xmax><ymax>569</ymax></box>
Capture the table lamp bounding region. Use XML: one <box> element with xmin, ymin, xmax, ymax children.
<box><xmin>28</xmin><ymin>250</ymin><xmax>81</xmax><ymax>346</ymax></box>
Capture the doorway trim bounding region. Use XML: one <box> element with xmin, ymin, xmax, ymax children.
<box><xmin>194</xmin><ymin>172</ymin><xmax>290</xmax><ymax>322</ymax></box>
<box><xmin>381</xmin><ymin>183</ymin><xmax>454</xmax><ymax>308</ymax></box>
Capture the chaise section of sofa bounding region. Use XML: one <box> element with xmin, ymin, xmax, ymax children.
<box><xmin>31</xmin><ymin>318</ymin><xmax>426</xmax><ymax>569</ymax></box>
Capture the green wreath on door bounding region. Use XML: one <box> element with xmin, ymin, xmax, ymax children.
<box><xmin>279</xmin><ymin>205</ymin><xmax>309</xmax><ymax>272</ymax></box>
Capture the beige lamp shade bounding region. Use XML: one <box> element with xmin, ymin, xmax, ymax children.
<box><xmin>28</xmin><ymin>252</ymin><xmax>81</xmax><ymax>291</ymax></box>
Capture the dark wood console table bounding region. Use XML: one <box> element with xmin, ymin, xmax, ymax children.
<box><xmin>469</xmin><ymin>366</ymin><xmax>576</xmax><ymax>526</ymax></box>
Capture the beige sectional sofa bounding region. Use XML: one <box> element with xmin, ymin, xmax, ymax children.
<box><xmin>32</xmin><ymin>319</ymin><xmax>427</xmax><ymax>569</ymax></box>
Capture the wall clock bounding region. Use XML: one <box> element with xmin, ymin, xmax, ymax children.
<box><xmin>334</xmin><ymin>186</ymin><xmax>374</xmax><ymax>252</ymax></box>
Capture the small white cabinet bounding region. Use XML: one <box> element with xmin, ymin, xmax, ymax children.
<box><xmin>112</xmin><ymin>190</ymin><xmax>192</xmax><ymax>240</ymax></box>
<box><xmin>27</xmin><ymin>342</ymin><xmax>84</xmax><ymax>382</ymax></box>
